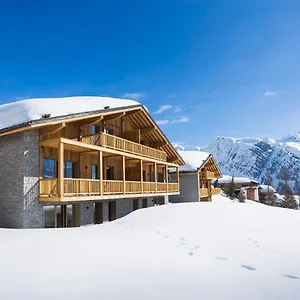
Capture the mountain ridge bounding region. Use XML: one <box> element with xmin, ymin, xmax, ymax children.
<box><xmin>173</xmin><ymin>132</ymin><xmax>300</xmax><ymax>193</ymax></box>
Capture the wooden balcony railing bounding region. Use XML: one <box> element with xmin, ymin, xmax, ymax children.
<box><xmin>211</xmin><ymin>188</ymin><xmax>221</xmax><ymax>195</ymax></box>
<box><xmin>200</xmin><ymin>170</ymin><xmax>215</xmax><ymax>179</ymax></box>
<box><xmin>199</xmin><ymin>188</ymin><xmax>209</xmax><ymax>197</ymax></box>
<box><xmin>80</xmin><ymin>132</ymin><xmax>167</xmax><ymax>162</ymax></box>
<box><xmin>40</xmin><ymin>178</ymin><xmax>58</xmax><ymax>197</ymax></box>
<box><xmin>39</xmin><ymin>178</ymin><xmax>179</xmax><ymax>199</ymax></box>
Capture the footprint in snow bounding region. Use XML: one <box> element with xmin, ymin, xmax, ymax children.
<box><xmin>163</xmin><ymin>235</ymin><xmax>170</xmax><ymax>239</ymax></box>
<box><xmin>188</xmin><ymin>251</ymin><xmax>194</xmax><ymax>256</ymax></box>
<box><xmin>241</xmin><ymin>265</ymin><xmax>256</xmax><ymax>271</ymax></box>
<box><xmin>281</xmin><ymin>274</ymin><xmax>299</xmax><ymax>280</ymax></box>
<box><xmin>215</xmin><ymin>257</ymin><xmax>228</xmax><ymax>261</ymax></box>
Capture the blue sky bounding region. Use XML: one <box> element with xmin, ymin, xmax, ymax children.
<box><xmin>1</xmin><ymin>0</ymin><xmax>300</xmax><ymax>146</ymax></box>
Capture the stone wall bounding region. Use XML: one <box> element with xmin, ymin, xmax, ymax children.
<box><xmin>169</xmin><ymin>173</ymin><xmax>200</xmax><ymax>203</ymax></box>
<box><xmin>0</xmin><ymin>130</ymin><xmax>42</xmax><ymax>228</ymax></box>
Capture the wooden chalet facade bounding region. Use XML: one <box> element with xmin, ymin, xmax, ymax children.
<box><xmin>169</xmin><ymin>150</ymin><xmax>222</xmax><ymax>203</ymax></box>
<box><xmin>0</xmin><ymin>97</ymin><xmax>183</xmax><ymax>228</ymax></box>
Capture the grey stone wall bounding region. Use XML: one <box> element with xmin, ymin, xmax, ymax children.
<box><xmin>0</xmin><ymin>130</ymin><xmax>42</xmax><ymax>228</ymax></box>
<box><xmin>80</xmin><ymin>203</ymin><xmax>94</xmax><ymax>225</ymax></box>
<box><xmin>169</xmin><ymin>173</ymin><xmax>200</xmax><ymax>203</ymax></box>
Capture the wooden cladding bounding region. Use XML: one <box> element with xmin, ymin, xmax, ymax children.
<box><xmin>80</xmin><ymin>132</ymin><xmax>167</xmax><ymax>162</ymax></box>
<box><xmin>39</xmin><ymin>178</ymin><xmax>179</xmax><ymax>200</ymax></box>
<box><xmin>211</xmin><ymin>188</ymin><xmax>221</xmax><ymax>195</ymax></box>
<box><xmin>199</xmin><ymin>188</ymin><xmax>209</xmax><ymax>197</ymax></box>
<box><xmin>200</xmin><ymin>170</ymin><xmax>215</xmax><ymax>180</ymax></box>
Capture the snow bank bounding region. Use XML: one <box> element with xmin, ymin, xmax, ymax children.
<box><xmin>0</xmin><ymin>96</ymin><xmax>140</xmax><ymax>130</ymax></box>
<box><xmin>0</xmin><ymin>195</ymin><xmax>300</xmax><ymax>299</ymax></box>
<box><xmin>218</xmin><ymin>175</ymin><xmax>258</xmax><ymax>184</ymax></box>
<box><xmin>175</xmin><ymin>150</ymin><xmax>210</xmax><ymax>172</ymax></box>
<box><xmin>259</xmin><ymin>184</ymin><xmax>276</xmax><ymax>193</ymax></box>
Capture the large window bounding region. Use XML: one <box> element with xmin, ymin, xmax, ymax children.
<box><xmin>91</xmin><ymin>164</ymin><xmax>98</xmax><ymax>179</ymax></box>
<box><xmin>64</xmin><ymin>161</ymin><xmax>74</xmax><ymax>178</ymax></box>
<box><xmin>92</xmin><ymin>125</ymin><xmax>100</xmax><ymax>135</ymax></box>
<box><xmin>42</xmin><ymin>158</ymin><xmax>56</xmax><ymax>178</ymax></box>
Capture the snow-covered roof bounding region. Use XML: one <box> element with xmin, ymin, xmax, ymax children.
<box><xmin>0</xmin><ymin>96</ymin><xmax>141</xmax><ymax>131</ymax></box>
<box><xmin>218</xmin><ymin>175</ymin><xmax>259</xmax><ymax>184</ymax></box>
<box><xmin>176</xmin><ymin>150</ymin><xmax>210</xmax><ymax>172</ymax></box>
<box><xmin>258</xmin><ymin>185</ymin><xmax>276</xmax><ymax>193</ymax></box>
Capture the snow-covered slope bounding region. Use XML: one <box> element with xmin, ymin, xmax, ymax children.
<box><xmin>174</xmin><ymin>133</ymin><xmax>300</xmax><ymax>193</ymax></box>
<box><xmin>0</xmin><ymin>195</ymin><xmax>300</xmax><ymax>299</ymax></box>
<box><xmin>0</xmin><ymin>96</ymin><xmax>140</xmax><ymax>130</ymax></box>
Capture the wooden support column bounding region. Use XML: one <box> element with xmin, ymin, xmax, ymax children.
<box><xmin>154</xmin><ymin>162</ymin><xmax>157</xmax><ymax>193</ymax></box>
<box><xmin>176</xmin><ymin>166</ymin><xmax>180</xmax><ymax>192</ymax></box>
<box><xmin>165</xmin><ymin>165</ymin><xmax>168</xmax><ymax>193</ymax></box>
<box><xmin>99</xmin><ymin>151</ymin><xmax>103</xmax><ymax>195</ymax></box>
<box><xmin>122</xmin><ymin>156</ymin><xmax>126</xmax><ymax>194</ymax></box>
<box><xmin>95</xmin><ymin>202</ymin><xmax>103</xmax><ymax>224</ymax></box>
<box><xmin>109</xmin><ymin>201</ymin><xmax>116</xmax><ymax>221</ymax></box>
<box><xmin>103</xmin><ymin>156</ymin><xmax>107</xmax><ymax>180</ymax></box>
<box><xmin>54</xmin><ymin>205</ymin><xmax>57</xmax><ymax>228</ymax></box>
<box><xmin>58</xmin><ymin>142</ymin><xmax>64</xmax><ymax>199</ymax></box>
<box><xmin>72</xmin><ymin>204</ymin><xmax>81</xmax><ymax>227</ymax></box>
<box><xmin>140</xmin><ymin>160</ymin><xmax>143</xmax><ymax>194</ymax></box>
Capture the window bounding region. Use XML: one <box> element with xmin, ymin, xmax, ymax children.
<box><xmin>92</xmin><ymin>125</ymin><xmax>100</xmax><ymax>135</ymax></box>
<box><xmin>105</xmin><ymin>128</ymin><xmax>113</xmax><ymax>135</ymax></box>
<box><xmin>42</xmin><ymin>158</ymin><xmax>56</xmax><ymax>178</ymax></box>
<box><xmin>92</xmin><ymin>164</ymin><xmax>98</xmax><ymax>179</ymax></box>
<box><xmin>64</xmin><ymin>161</ymin><xmax>74</xmax><ymax>178</ymax></box>
<box><xmin>106</xmin><ymin>166</ymin><xmax>114</xmax><ymax>180</ymax></box>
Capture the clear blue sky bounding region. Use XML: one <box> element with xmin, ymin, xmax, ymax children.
<box><xmin>1</xmin><ymin>0</ymin><xmax>300</xmax><ymax>146</ymax></box>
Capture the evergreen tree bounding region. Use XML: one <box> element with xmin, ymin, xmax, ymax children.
<box><xmin>213</xmin><ymin>179</ymin><xmax>219</xmax><ymax>188</ymax></box>
<box><xmin>224</xmin><ymin>177</ymin><xmax>236</xmax><ymax>200</ymax></box>
<box><xmin>281</xmin><ymin>185</ymin><xmax>298</xmax><ymax>210</ymax></box>
<box><xmin>295</xmin><ymin>180</ymin><xmax>300</xmax><ymax>197</ymax></box>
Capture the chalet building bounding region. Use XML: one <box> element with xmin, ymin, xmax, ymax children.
<box><xmin>169</xmin><ymin>150</ymin><xmax>222</xmax><ymax>203</ymax></box>
<box><xmin>0</xmin><ymin>97</ymin><xmax>184</xmax><ymax>229</ymax></box>
<box><xmin>217</xmin><ymin>176</ymin><xmax>259</xmax><ymax>201</ymax></box>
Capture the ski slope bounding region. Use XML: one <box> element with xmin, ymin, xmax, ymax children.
<box><xmin>0</xmin><ymin>195</ymin><xmax>299</xmax><ymax>299</ymax></box>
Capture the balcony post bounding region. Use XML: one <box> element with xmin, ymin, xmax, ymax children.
<box><xmin>165</xmin><ymin>165</ymin><xmax>168</xmax><ymax>193</ymax></box>
<box><xmin>99</xmin><ymin>151</ymin><xmax>103</xmax><ymax>196</ymax></box>
<box><xmin>154</xmin><ymin>162</ymin><xmax>157</xmax><ymax>193</ymax></box>
<box><xmin>58</xmin><ymin>141</ymin><xmax>64</xmax><ymax>198</ymax></box>
<box><xmin>140</xmin><ymin>159</ymin><xmax>143</xmax><ymax>194</ymax></box>
<box><xmin>176</xmin><ymin>166</ymin><xmax>180</xmax><ymax>191</ymax></box>
<box><xmin>122</xmin><ymin>155</ymin><xmax>126</xmax><ymax>194</ymax></box>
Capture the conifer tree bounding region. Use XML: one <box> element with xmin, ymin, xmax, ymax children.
<box><xmin>264</xmin><ymin>171</ymin><xmax>275</xmax><ymax>206</ymax></box>
<box><xmin>213</xmin><ymin>179</ymin><xmax>219</xmax><ymax>188</ymax></box>
<box><xmin>224</xmin><ymin>176</ymin><xmax>236</xmax><ymax>200</ymax></box>
<box><xmin>281</xmin><ymin>185</ymin><xmax>298</xmax><ymax>210</ymax></box>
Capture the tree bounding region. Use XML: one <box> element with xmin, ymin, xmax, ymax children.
<box><xmin>224</xmin><ymin>176</ymin><xmax>236</xmax><ymax>200</ymax></box>
<box><xmin>265</xmin><ymin>171</ymin><xmax>273</xmax><ymax>186</ymax></box>
<box><xmin>295</xmin><ymin>180</ymin><xmax>300</xmax><ymax>197</ymax></box>
<box><xmin>281</xmin><ymin>185</ymin><xmax>298</xmax><ymax>210</ymax></box>
<box><xmin>213</xmin><ymin>179</ymin><xmax>219</xmax><ymax>188</ymax></box>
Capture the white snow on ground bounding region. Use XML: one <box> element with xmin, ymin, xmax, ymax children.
<box><xmin>1</xmin><ymin>195</ymin><xmax>300</xmax><ymax>299</ymax></box>
<box><xmin>0</xmin><ymin>96</ymin><xmax>140</xmax><ymax>130</ymax></box>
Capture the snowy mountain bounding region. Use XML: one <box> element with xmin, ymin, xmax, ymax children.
<box><xmin>174</xmin><ymin>132</ymin><xmax>300</xmax><ymax>193</ymax></box>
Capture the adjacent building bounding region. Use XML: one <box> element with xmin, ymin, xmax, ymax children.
<box><xmin>0</xmin><ymin>96</ymin><xmax>184</xmax><ymax>228</ymax></box>
<box><xmin>169</xmin><ymin>150</ymin><xmax>222</xmax><ymax>203</ymax></box>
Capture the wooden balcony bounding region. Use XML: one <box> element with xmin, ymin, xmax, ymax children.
<box><xmin>200</xmin><ymin>170</ymin><xmax>215</xmax><ymax>180</ymax></box>
<box><xmin>39</xmin><ymin>178</ymin><xmax>179</xmax><ymax>202</ymax></box>
<box><xmin>79</xmin><ymin>132</ymin><xmax>167</xmax><ymax>162</ymax></box>
<box><xmin>211</xmin><ymin>188</ymin><xmax>221</xmax><ymax>195</ymax></box>
<box><xmin>199</xmin><ymin>188</ymin><xmax>209</xmax><ymax>197</ymax></box>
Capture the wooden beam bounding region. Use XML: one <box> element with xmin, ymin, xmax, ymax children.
<box><xmin>168</xmin><ymin>157</ymin><xmax>178</xmax><ymax>163</ymax></box>
<box><xmin>176</xmin><ymin>166</ymin><xmax>180</xmax><ymax>184</ymax></box>
<box><xmin>122</xmin><ymin>155</ymin><xmax>126</xmax><ymax>194</ymax></box>
<box><xmin>140</xmin><ymin>159</ymin><xmax>143</xmax><ymax>194</ymax></box>
<box><xmin>78</xmin><ymin>116</ymin><xmax>103</xmax><ymax>127</ymax></box>
<box><xmin>99</xmin><ymin>151</ymin><xmax>103</xmax><ymax>196</ymax></box>
<box><xmin>165</xmin><ymin>165</ymin><xmax>168</xmax><ymax>193</ymax></box>
<box><xmin>125</xmin><ymin>109</ymin><xmax>141</xmax><ymax>117</ymax></box>
<box><xmin>58</xmin><ymin>142</ymin><xmax>64</xmax><ymax>199</ymax></box>
<box><xmin>150</xmin><ymin>141</ymin><xmax>167</xmax><ymax>148</ymax></box>
<box><xmin>40</xmin><ymin>123</ymin><xmax>65</xmax><ymax>136</ymax></box>
<box><xmin>103</xmin><ymin>112</ymin><xmax>125</xmax><ymax>122</ymax></box>
<box><xmin>140</xmin><ymin>126</ymin><xmax>156</xmax><ymax>135</ymax></box>
<box><xmin>154</xmin><ymin>162</ymin><xmax>157</xmax><ymax>193</ymax></box>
